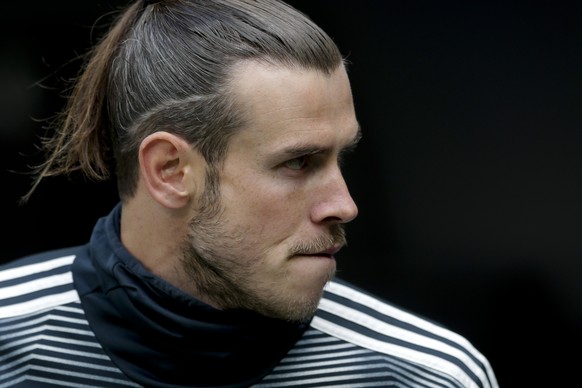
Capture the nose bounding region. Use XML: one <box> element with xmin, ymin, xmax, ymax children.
<box><xmin>311</xmin><ymin>168</ymin><xmax>358</xmax><ymax>225</ymax></box>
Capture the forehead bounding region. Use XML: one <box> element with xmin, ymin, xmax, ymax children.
<box><xmin>227</xmin><ymin>60</ymin><xmax>359</xmax><ymax>150</ymax></box>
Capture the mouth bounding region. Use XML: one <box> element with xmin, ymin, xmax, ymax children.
<box><xmin>290</xmin><ymin>226</ymin><xmax>347</xmax><ymax>260</ymax></box>
<box><xmin>296</xmin><ymin>245</ymin><xmax>342</xmax><ymax>259</ymax></box>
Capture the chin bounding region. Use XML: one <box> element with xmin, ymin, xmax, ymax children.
<box><xmin>275</xmin><ymin>296</ymin><xmax>322</xmax><ymax>323</ymax></box>
<box><xmin>287</xmin><ymin>271</ymin><xmax>335</xmax><ymax>317</ymax></box>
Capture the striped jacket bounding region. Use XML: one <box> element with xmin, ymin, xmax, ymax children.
<box><xmin>0</xmin><ymin>208</ymin><xmax>498</xmax><ymax>387</ymax></box>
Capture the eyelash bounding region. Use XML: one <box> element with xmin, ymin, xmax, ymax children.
<box><xmin>279</xmin><ymin>133</ymin><xmax>361</xmax><ymax>173</ymax></box>
<box><xmin>282</xmin><ymin>151</ymin><xmax>354</xmax><ymax>173</ymax></box>
<box><xmin>284</xmin><ymin>155</ymin><xmax>310</xmax><ymax>171</ymax></box>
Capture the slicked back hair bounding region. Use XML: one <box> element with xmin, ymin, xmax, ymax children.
<box><xmin>28</xmin><ymin>0</ymin><xmax>344</xmax><ymax>201</ymax></box>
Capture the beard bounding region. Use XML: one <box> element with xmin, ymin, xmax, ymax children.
<box><xmin>178</xmin><ymin>172</ymin><xmax>346</xmax><ymax>322</ymax></box>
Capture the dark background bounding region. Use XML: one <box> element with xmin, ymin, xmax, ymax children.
<box><xmin>2</xmin><ymin>1</ymin><xmax>581</xmax><ymax>386</ymax></box>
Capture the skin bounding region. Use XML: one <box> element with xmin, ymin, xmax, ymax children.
<box><xmin>121</xmin><ymin>60</ymin><xmax>360</xmax><ymax>322</ymax></box>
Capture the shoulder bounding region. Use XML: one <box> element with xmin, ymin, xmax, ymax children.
<box><xmin>0</xmin><ymin>246</ymin><xmax>85</xmax><ymax>319</ymax></box>
<box><xmin>313</xmin><ymin>278</ymin><xmax>499</xmax><ymax>388</ymax></box>
<box><xmin>0</xmin><ymin>246</ymin><xmax>84</xmax><ymax>271</ymax></box>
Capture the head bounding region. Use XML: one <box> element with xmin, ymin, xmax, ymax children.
<box><xmin>30</xmin><ymin>0</ymin><xmax>360</xmax><ymax>322</ymax></box>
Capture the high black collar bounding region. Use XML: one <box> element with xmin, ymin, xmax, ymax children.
<box><xmin>73</xmin><ymin>203</ymin><xmax>309</xmax><ymax>387</ymax></box>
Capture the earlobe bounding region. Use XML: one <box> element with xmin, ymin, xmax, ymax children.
<box><xmin>139</xmin><ymin>131</ymin><xmax>197</xmax><ymax>209</ymax></box>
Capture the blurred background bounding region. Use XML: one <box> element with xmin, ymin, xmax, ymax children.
<box><xmin>1</xmin><ymin>1</ymin><xmax>581</xmax><ymax>386</ymax></box>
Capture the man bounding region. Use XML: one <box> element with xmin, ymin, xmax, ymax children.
<box><xmin>0</xmin><ymin>0</ymin><xmax>498</xmax><ymax>387</ymax></box>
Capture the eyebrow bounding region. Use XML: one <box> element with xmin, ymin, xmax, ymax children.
<box><xmin>281</xmin><ymin>124</ymin><xmax>363</xmax><ymax>158</ymax></box>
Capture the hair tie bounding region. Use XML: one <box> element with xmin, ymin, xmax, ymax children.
<box><xmin>143</xmin><ymin>0</ymin><xmax>162</xmax><ymax>6</ymax></box>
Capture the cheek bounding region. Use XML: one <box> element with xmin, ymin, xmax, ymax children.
<box><xmin>221</xmin><ymin>175</ymin><xmax>308</xmax><ymax>237</ymax></box>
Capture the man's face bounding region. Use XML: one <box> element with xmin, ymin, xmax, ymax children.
<box><xmin>184</xmin><ymin>61</ymin><xmax>360</xmax><ymax>322</ymax></box>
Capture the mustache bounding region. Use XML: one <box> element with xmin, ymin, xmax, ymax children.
<box><xmin>290</xmin><ymin>225</ymin><xmax>347</xmax><ymax>256</ymax></box>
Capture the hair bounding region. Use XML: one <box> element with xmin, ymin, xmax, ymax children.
<box><xmin>23</xmin><ymin>0</ymin><xmax>344</xmax><ymax>203</ymax></box>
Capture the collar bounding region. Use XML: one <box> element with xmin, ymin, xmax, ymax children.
<box><xmin>73</xmin><ymin>203</ymin><xmax>309</xmax><ymax>387</ymax></box>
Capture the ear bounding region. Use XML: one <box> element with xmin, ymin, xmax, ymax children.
<box><xmin>138</xmin><ymin>131</ymin><xmax>205</xmax><ymax>209</ymax></box>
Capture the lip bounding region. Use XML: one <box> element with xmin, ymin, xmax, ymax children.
<box><xmin>323</xmin><ymin>245</ymin><xmax>342</xmax><ymax>256</ymax></box>
<box><xmin>297</xmin><ymin>244</ymin><xmax>343</xmax><ymax>259</ymax></box>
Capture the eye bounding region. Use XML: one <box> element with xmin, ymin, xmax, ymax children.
<box><xmin>283</xmin><ymin>156</ymin><xmax>309</xmax><ymax>170</ymax></box>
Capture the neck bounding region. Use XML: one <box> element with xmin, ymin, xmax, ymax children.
<box><xmin>120</xmin><ymin>192</ymin><xmax>192</xmax><ymax>290</ymax></box>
